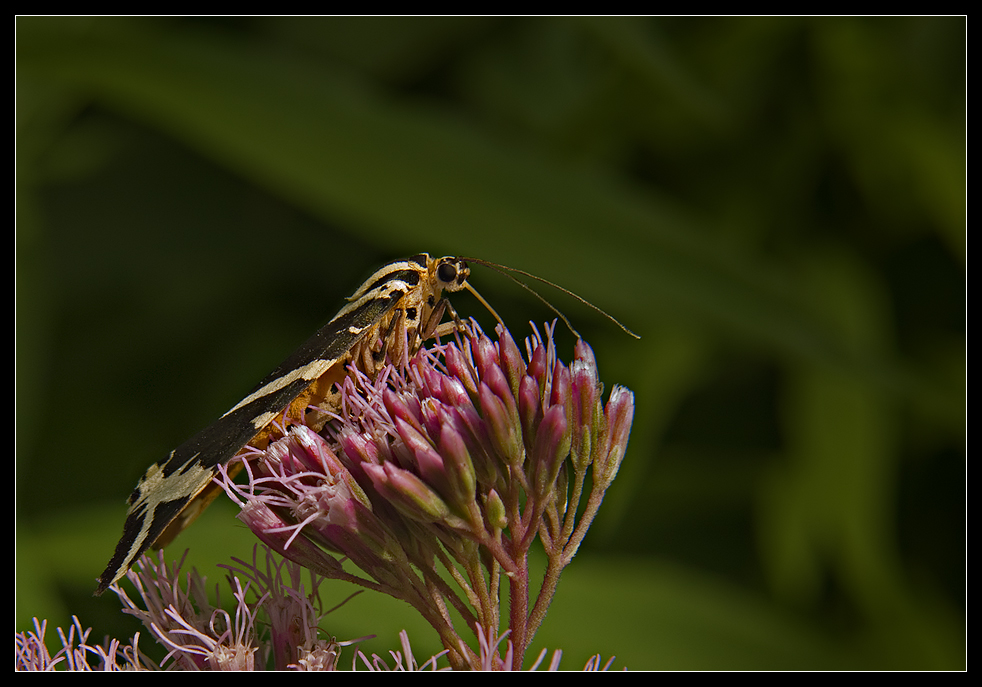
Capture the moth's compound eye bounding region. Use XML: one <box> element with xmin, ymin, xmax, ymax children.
<box><xmin>438</xmin><ymin>261</ymin><xmax>458</xmax><ymax>285</ymax></box>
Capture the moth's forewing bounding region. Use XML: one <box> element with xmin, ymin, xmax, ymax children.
<box><xmin>96</xmin><ymin>255</ymin><xmax>471</xmax><ymax>594</ymax></box>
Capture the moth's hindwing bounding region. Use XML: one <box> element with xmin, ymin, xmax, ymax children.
<box><xmin>96</xmin><ymin>254</ymin><xmax>471</xmax><ymax>595</ymax></box>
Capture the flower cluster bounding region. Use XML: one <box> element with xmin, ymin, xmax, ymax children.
<box><xmin>16</xmin><ymin>321</ymin><xmax>631</xmax><ymax>671</ymax></box>
<box><xmin>112</xmin><ymin>547</ymin><xmax>344</xmax><ymax>670</ymax></box>
<box><xmin>220</xmin><ymin>321</ymin><xmax>634</xmax><ymax>669</ymax></box>
<box><xmin>15</xmin><ymin>615</ymin><xmax>149</xmax><ymax>671</ymax></box>
<box><xmin>16</xmin><ymin>543</ymin><xmax>619</xmax><ymax>671</ymax></box>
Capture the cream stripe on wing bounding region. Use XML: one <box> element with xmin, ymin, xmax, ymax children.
<box><xmin>221</xmin><ymin>359</ymin><xmax>333</xmax><ymax>417</ymax></box>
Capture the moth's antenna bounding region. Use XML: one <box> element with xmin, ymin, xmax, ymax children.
<box><xmin>462</xmin><ymin>257</ymin><xmax>641</xmax><ymax>340</ymax></box>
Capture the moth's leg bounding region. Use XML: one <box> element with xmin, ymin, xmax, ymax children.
<box><xmin>420</xmin><ymin>297</ymin><xmax>467</xmax><ymax>342</ymax></box>
<box><xmin>362</xmin><ymin>308</ymin><xmax>409</xmax><ymax>371</ymax></box>
<box><xmin>373</xmin><ymin>308</ymin><xmax>404</xmax><ymax>360</ymax></box>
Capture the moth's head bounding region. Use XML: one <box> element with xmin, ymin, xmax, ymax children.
<box><xmin>433</xmin><ymin>256</ymin><xmax>470</xmax><ymax>293</ymax></box>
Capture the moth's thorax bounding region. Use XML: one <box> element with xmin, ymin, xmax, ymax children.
<box><xmin>246</xmin><ymin>256</ymin><xmax>470</xmax><ymax>445</ymax></box>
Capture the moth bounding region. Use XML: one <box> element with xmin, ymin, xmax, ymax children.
<box><xmin>96</xmin><ymin>253</ymin><xmax>478</xmax><ymax>595</ymax></box>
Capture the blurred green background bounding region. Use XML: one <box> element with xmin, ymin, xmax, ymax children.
<box><xmin>16</xmin><ymin>17</ymin><xmax>963</xmax><ymax>670</ymax></box>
